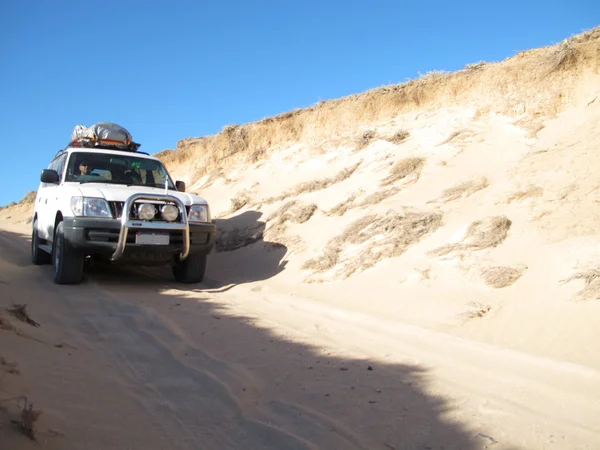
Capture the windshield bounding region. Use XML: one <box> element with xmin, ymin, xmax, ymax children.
<box><xmin>64</xmin><ymin>152</ymin><xmax>176</xmax><ymax>189</ymax></box>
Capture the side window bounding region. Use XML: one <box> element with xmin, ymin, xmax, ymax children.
<box><xmin>55</xmin><ymin>154</ymin><xmax>67</xmax><ymax>182</ymax></box>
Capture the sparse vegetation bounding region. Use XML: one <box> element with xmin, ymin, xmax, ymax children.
<box><xmin>360</xmin><ymin>187</ymin><xmax>400</xmax><ymax>205</ymax></box>
<box><xmin>265</xmin><ymin>162</ymin><xmax>362</xmax><ymax>204</ymax></box>
<box><xmin>303</xmin><ymin>210</ymin><xmax>443</xmax><ymax>279</ymax></box>
<box><xmin>293</xmin><ymin>162</ymin><xmax>361</xmax><ymax>196</ymax></box>
<box><xmin>387</xmin><ymin>130</ymin><xmax>410</xmax><ymax>144</ymax></box>
<box><xmin>326</xmin><ymin>186</ymin><xmax>400</xmax><ymax>217</ymax></box>
<box><xmin>481</xmin><ymin>266</ymin><xmax>526</xmax><ymax>288</ymax></box>
<box><xmin>327</xmin><ymin>193</ymin><xmax>361</xmax><ymax>216</ymax></box>
<box><xmin>13</xmin><ymin>397</ymin><xmax>42</xmax><ymax>440</ymax></box>
<box><xmin>562</xmin><ymin>268</ymin><xmax>600</xmax><ymax>300</ymax></box>
<box><xmin>356</xmin><ymin>130</ymin><xmax>376</xmax><ymax>150</ymax></box>
<box><xmin>436</xmin><ymin>176</ymin><xmax>489</xmax><ymax>203</ymax></box>
<box><xmin>506</xmin><ymin>185</ymin><xmax>543</xmax><ymax>203</ymax></box>
<box><xmin>465</xmin><ymin>61</ymin><xmax>487</xmax><ymax>70</ymax></box>
<box><xmin>158</xmin><ymin>27</ymin><xmax>599</xmax><ymax>183</ymax></box>
<box><xmin>431</xmin><ymin>216</ymin><xmax>512</xmax><ymax>257</ymax></box>
<box><xmin>230</xmin><ymin>191</ymin><xmax>251</xmax><ymax>213</ymax></box>
<box><xmin>463</xmin><ymin>302</ymin><xmax>492</xmax><ymax>320</ymax></box>
<box><xmin>549</xmin><ymin>39</ymin><xmax>578</xmax><ymax>71</ymax></box>
<box><xmin>292</xmin><ymin>204</ymin><xmax>318</xmax><ymax>224</ymax></box>
<box><xmin>381</xmin><ymin>157</ymin><xmax>425</xmax><ymax>186</ymax></box>
<box><xmin>438</xmin><ymin>130</ymin><xmax>462</xmax><ymax>145</ymax></box>
<box><xmin>7</xmin><ymin>305</ymin><xmax>39</xmax><ymax>327</ymax></box>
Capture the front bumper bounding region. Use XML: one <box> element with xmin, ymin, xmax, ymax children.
<box><xmin>62</xmin><ymin>194</ymin><xmax>216</xmax><ymax>262</ymax></box>
<box><xmin>63</xmin><ymin>217</ymin><xmax>215</xmax><ymax>260</ymax></box>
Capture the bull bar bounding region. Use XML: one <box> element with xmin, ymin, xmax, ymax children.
<box><xmin>110</xmin><ymin>193</ymin><xmax>190</xmax><ymax>262</ymax></box>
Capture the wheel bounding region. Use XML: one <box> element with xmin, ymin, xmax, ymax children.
<box><xmin>31</xmin><ymin>219</ymin><xmax>51</xmax><ymax>265</ymax></box>
<box><xmin>52</xmin><ymin>222</ymin><xmax>84</xmax><ymax>285</ymax></box>
<box><xmin>173</xmin><ymin>253</ymin><xmax>207</xmax><ymax>284</ymax></box>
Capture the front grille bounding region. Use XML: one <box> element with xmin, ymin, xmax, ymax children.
<box><xmin>109</xmin><ymin>201</ymin><xmax>189</xmax><ymax>221</ymax></box>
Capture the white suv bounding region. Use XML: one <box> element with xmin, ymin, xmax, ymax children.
<box><xmin>31</xmin><ymin>145</ymin><xmax>216</xmax><ymax>285</ymax></box>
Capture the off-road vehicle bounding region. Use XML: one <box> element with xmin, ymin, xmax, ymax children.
<box><xmin>31</xmin><ymin>127</ymin><xmax>215</xmax><ymax>285</ymax></box>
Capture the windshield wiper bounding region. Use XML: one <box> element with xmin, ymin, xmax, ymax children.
<box><xmin>78</xmin><ymin>179</ymin><xmax>122</xmax><ymax>184</ymax></box>
<box><xmin>144</xmin><ymin>183</ymin><xmax>176</xmax><ymax>189</ymax></box>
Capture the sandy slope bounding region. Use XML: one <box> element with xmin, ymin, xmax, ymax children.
<box><xmin>180</xmin><ymin>96</ymin><xmax>600</xmax><ymax>371</ymax></box>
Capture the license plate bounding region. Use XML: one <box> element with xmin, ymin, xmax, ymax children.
<box><xmin>135</xmin><ymin>231</ymin><xmax>170</xmax><ymax>245</ymax></box>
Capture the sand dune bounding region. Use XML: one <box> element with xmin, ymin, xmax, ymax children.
<box><xmin>2</xmin><ymin>26</ymin><xmax>600</xmax><ymax>449</ymax></box>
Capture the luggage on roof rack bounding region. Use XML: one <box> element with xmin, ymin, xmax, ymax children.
<box><xmin>68</xmin><ymin>122</ymin><xmax>141</xmax><ymax>152</ymax></box>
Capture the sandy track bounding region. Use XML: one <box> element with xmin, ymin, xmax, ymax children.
<box><xmin>1</xmin><ymin>227</ymin><xmax>599</xmax><ymax>450</ymax></box>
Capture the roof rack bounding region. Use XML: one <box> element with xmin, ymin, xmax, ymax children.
<box><xmin>54</xmin><ymin>139</ymin><xmax>148</xmax><ymax>158</ymax></box>
<box><xmin>68</xmin><ymin>138</ymin><xmax>142</xmax><ymax>152</ymax></box>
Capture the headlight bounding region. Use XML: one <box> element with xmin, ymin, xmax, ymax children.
<box><xmin>137</xmin><ymin>203</ymin><xmax>157</xmax><ymax>220</ymax></box>
<box><xmin>71</xmin><ymin>197</ymin><xmax>112</xmax><ymax>218</ymax></box>
<box><xmin>161</xmin><ymin>204</ymin><xmax>179</xmax><ymax>222</ymax></box>
<box><xmin>188</xmin><ymin>204</ymin><xmax>209</xmax><ymax>222</ymax></box>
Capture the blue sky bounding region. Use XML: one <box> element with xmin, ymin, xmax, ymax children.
<box><xmin>0</xmin><ymin>0</ymin><xmax>598</xmax><ymax>205</ymax></box>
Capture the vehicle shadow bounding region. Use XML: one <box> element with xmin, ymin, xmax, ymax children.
<box><xmin>205</xmin><ymin>210</ymin><xmax>288</xmax><ymax>290</ymax></box>
<box><xmin>0</xmin><ymin>227</ymin><xmax>500</xmax><ymax>450</ymax></box>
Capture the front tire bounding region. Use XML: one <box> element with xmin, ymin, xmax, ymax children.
<box><xmin>31</xmin><ymin>219</ymin><xmax>51</xmax><ymax>265</ymax></box>
<box><xmin>52</xmin><ymin>222</ymin><xmax>84</xmax><ymax>285</ymax></box>
<box><xmin>173</xmin><ymin>253</ymin><xmax>207</xmax><ymax>284</ymax></box>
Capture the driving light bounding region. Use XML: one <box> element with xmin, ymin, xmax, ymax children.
<box><xmin>137</xmin><ymin>203</ymin><xmax>157</xmax><ymax>220</ymax></box>
<box><xmin>161</xmin><ymin>204</ymin><xmax>179</xmax><ymax>222</ymax></box>
<box><xmin>188</xmin><ymin>204</ymin><xmax>209</xmax><ymax>222</ymax></box>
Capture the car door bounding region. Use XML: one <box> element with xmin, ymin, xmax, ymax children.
<box><xmin>38</xmin><ymin>153</ymin><xmax>67</xmax><ymax>241</ymax></box>
<box><xmin>36</xmin><ymin>159</ymin><xmax>56</xmax><ymax>240</ymax></box>
<box><xmin>45</xmin><ymin>153</ymin><xmax>68</xmax><ymax>242</ymax></box>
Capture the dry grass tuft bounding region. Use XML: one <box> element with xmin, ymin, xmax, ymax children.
<box><xmin>462</xmin><ymin>302</ymin><xmax>492</xmax><ymax>320</ymax></box>
<box><xmin>303</xmin><ymin>210</ymin><xmax>443</xmax><ymax>278</ymax></box>
<box><xmin>436</xmin><ymin>176</ymin><xmax>489</xmax><ymax>203</ymax></box>
<box><xmin>506</xmin><ymin>185</ymin><xmax>543</xmax><ymax>203</ymax></box>
<box><xmin>381</xmin><ymin>157</ymin><xmax>425</xmax><ymax>186</ymax></box>
<box><xmin>266</xmin><ymin>200</ymin><xmax>298</xmax><ymax>222</ymax></box>
<box><xmin>291</xmin><ymin>203</ymin><xmax>318</xmax><ymax>224</ymax></box>
<box><xmin>7</xmin><ymin>305</ymin><xmax>39</xmax><ymax>327</ymax></box>
<box><xmin>259</xmin><ymin>201</ymin><xmax>318</xmax><ymax>248</ymax></box>
<box><xmin>481</xmin><ymin>265</ymin><xmax>526</xmax><ymax>288</ymax></box>
<box><xmin>562</xmin><ymin>269</ymin><xmax>600</xmax><ymax>300</ymax></box>
<box><xmin>360</xmin><ymin>187</ymin><xmax>401</xmax><ymax>206</ymax></box>
<box><xmin>327</xmin><ymin>193</ymin><xmax>360</xmax><ymax>217</ymax></box>
<box><xmin>387</xmin><ymin>130</ymin><xmax>410</xmax><ymax>144</ymax></box>
<box><xmin>265</xmin><ymin>162</ymin><xmax>362</xmax><ymax>205</ymax></box>
<box><xmin>465</xmin><ymin>61</ymin><xmax>487</xmax><ymax>70</ymax></box>
<box><xmin>229</xmin><ymin>191</ymin><xmax>251</xmax><ymax>213</ymax></box>
<box><xmin>293</xmin><ymin>161</ymin><xmax>361</xmax><ymax>196</ymax></box>
<box><xmin>12</xmin><ymin>398</ymin><xmax>42</xmax><ymax>440</ymax></box>
<box><xmin>438</xmin><ymin>130</ymin><xmax>463</xmax><ymax>145</ymax></box>
<box><xmin>431</xmin><ymin>216</ymin><xmax>512</xmax><ymax>257</ymax></box>
<box><xmin>356</xmin><ymin>130</ymin><xmax>376</xmax><ymax>149</ymax></box>
<box><xmin>549</xmin><ymin>39</ymin><xmax>578</xmax><ymax>71</ymax></box>
<box><xmin>326</xmin><ymin>187</ymin><xmax>399</xmax><ymax>217</ymax></box>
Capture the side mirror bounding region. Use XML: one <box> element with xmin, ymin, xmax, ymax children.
<box><xmin>41</xmin><ymin>169</ymin><xmax>59</xmax><ymax>184</ymax></box>
<box><xmin>176</xmin><ymin>181</ymin><xmax>186</xmax><ymax>192</ymax></box>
